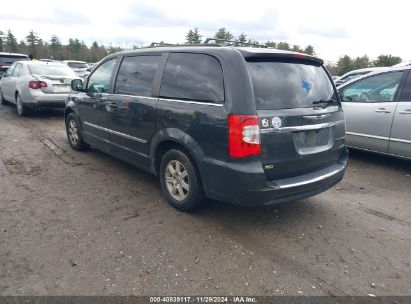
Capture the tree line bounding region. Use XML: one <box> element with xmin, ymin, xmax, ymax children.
<box><xmin>0</xmin><ymin>28</ymin><xmax>403</xmax><ymax>75</ymax></box>
<box><xmin>0</xmin><ymin>28</ymin><xmax>316</xmax><ymax>63</ymax></box>
<box><xmin>0</xmin><ymin>30</ymin><xmax>122</xmax><ymax>62</ymax></box>
<box><xmin>326</xmin><ymin>54</ymin><xmax>403</xmax><ymax>76</ymax></box>
<box><xmin>185</xmin><ymin>27</ymin><xmax>316</xmax><ymax>55</ymax></box>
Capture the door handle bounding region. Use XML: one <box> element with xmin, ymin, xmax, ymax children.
<box><xmin>398</xmin><ymin>109</ymin><xmax>411</xmax><ymax>115</ymax></box>
<box><xmin>107</xmin><ymin>101</ymin><xmax>118</xmax><ymax>108</ymax></box>
<box><xmin>375</xmin><ymin>108</ymin><xmax>391</xmax><ymax>113</ymax></box>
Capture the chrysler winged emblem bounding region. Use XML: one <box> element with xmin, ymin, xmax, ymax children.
<box><xmin>261</xmin><ymin>118</ymin><xmax>270</xmax><ymax>128</ymax></box>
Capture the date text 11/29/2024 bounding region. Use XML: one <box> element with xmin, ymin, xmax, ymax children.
<box><xmin>149</xmin><ymin>296</ymin><xmax>257</xmax><ymax>303</ymax></box>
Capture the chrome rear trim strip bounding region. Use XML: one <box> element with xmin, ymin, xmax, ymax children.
<box><xmin>260</xmin><ymin>120</ymin><xmax>344</xmax><ymax>133</ymax></box>
<box><xmin>302</xmin><ymin>114</ymin><xmax>331</xmax><ymax>120</ymax></box>
<box><xmin>84</xmin><ymin>122</ymin><xmax>147</xmax><ymax>143</ymax></box>
<box><xmin>277</xmin><ymin>166</ymin><xmax>345</xmax><ymax>189</ymax></box>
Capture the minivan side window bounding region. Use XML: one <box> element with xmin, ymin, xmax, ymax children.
<box><xmin>114</xmin><ymin>55</ymin><xmax>160</xmax><ymax>97</ymax></box>
<box><xmin>399</xmin><ymin>71</ymin><xmax>411</xmax><ymax>101</ymax></box>
<box><xmin>341</xmin><ymin>72</ymin><xmax>404</xmax><ymax>103</ymax></box>
<box><xmin>87</xmin><ymin>59</ymin><xmax>117</xmax><ymax>94</ymax></box>
<box><xmin>160</xmin><ymin>53</ymin><xmax>224</xmax><ymax>102</ymax></box>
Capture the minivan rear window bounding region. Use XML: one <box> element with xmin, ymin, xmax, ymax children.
<box><xmin>247</xmin><ymin>61</ymin><xmax>336</xmax><ymax>110</ymax></box>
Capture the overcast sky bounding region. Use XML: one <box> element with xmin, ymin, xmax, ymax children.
<box><xmin>1</xmin><ymin>0</ymin><xmax>408</xmax><ymax>63</ymax></box>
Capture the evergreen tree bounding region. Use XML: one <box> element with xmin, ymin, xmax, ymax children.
<box><xmin>292</xmin><ymin>45</ymin><xmax>302</xmax><ymax>52</ymax></box>
<box><xmin>185</xmin><ymin>27</ymin><xmax>202</xmax><ymax>44</ymax></box>
<box><xmin>277</xmin><ymin>42</ymin><xmax>290</xmax><ymax>51</ymax></box>
<box><xmin>214</xmin><ymin>27</ymin><xmax>234</xmax><ymax>42</ymax></box>
<box><xmin>26</xmin><ymin>30</ymin><xmax>41</xmax><ymax>58</ymax></box>
<box><xmin>304</xmin><ymin>45</ymin><xmax>315</xmax><ymax>55</ymax></box>
<box><xmin>238</xmin><ymin>33</ymin><xmax>247</xmax><ymax>44</ymax></box>
<box><xmin>352</xmin><ymin>55</ymin><xmax>371</xmax><ymax>70</ymax></box>
<box><xmin>18</xmin><ymin>40</ymin><xmax>28</xmax><ymax>54</ymax></box>
<box><xmin>89</xmin><ymin>41</ymin><xmax>100</xmax><ymax>62</ymax></box>
<box><xmin>6</xmin><ymin>30</ymin><xmax>18</xmax><ymax>53</ymax></box>
<box><xmin>373</xmin><ymin>54</ymin><xmax>402</xmax><ymax>67</ymax></box>
<box><xmin>49</xmin><ymin>34</ymin><xmax>62</xmax><ymax>59</ymax></box>
<box><xmin>0</xmin><ymin>30</ymin><xmax>6</xmax><ymax>52</ymax></box>
<box><xmin>67</xmin><ymin>38</ymin><xmax>82</xmax><ymax>59</ymax></box>
<box><xmin>336</xmin><ymin>55</ymin><xmax>354</xmax><ymax>75</ymax></box>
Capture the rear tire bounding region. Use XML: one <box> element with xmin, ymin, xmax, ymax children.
<box><xmin>65</xmin><ymin>113</ymin><xmax>89</xmax><ymax>151</ymax></box>
<box><xmin>159</xmin><ymin>149</ymin><xmax>204</xmax><ymax>212</ymax></box>
<box><xmin>16</xmin><ymin>94</ymin><xmax>29</xmax><ymax>116</ymax></box>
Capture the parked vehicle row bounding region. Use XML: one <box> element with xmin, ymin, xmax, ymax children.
<box><xmin>3</xmin><ymin>45</ymin><xmax>409</xmax><ymax>211</ymax></box>
<box><xmin>0</xmin><ymin>61</ymin><xmax>80</xmax><ymax>115</ymax></box>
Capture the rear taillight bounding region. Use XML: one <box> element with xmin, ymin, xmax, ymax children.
<box><xmin>28</xmin><ymin>81</ymin><xmax>47</xmax><ymax>89</ymax></box>
<box><xmin>228</xmin><ymin>114</ymin><xmax>261</xmax><ymax>158</ymax></box>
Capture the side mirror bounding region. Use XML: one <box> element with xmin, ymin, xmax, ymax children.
<box><xmin>71</xmin><ymin>79</ymin><xmax>86</xmax><ymax>92</ymax></box>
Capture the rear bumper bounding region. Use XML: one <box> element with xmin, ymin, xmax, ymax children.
<box><xmin>201</xmin><ymin>147</ymin><xmax>348</xmax><ymax>206</ymax></box>
<box><xmin>25</xmin><ymin>93</ymin><xmax>68</xmax><ymax>109</ymax></box>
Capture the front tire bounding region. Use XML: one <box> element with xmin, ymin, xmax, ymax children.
<box><xmin>159</xmin><ymin>149</ymin><xmax>204</xmax><ymax>212</ymax></box>
<box><xmin>65</xmin><ymin>113</ymin><xmax>89</xmax><ymax>151</ymax></box>
<box><xmin>16</xmin><ymin>94</ymin><xmax>29</xmax><ymax>116</ymax></box>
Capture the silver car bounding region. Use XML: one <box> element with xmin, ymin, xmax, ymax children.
<box><xmin>0</xmin><ymin>61</ymin><xmax>79</xmax><ymax>116</ymax></box>
<box><xmin>61</xmin><ymin>60</ymin><xmax>89</xmax><ymax>78</ymax></box>
<box><xmin>338</xmin><ymin>66</ymin><xmax>411</xmax><ymax>159</ymax></box>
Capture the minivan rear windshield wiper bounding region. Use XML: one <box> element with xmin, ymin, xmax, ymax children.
<box><xmin>312</xmin><ymin>99</ymin><xmax>336</xmax><ymax>107</ymax></box>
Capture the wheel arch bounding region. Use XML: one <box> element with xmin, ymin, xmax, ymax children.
<box><xmin>150</xmin><ymin>129</ymin><xmax>206</xmax><ymax>179</ymax></box>
<box><xmin>64</xmin><ymin>102</ymin><xmax>78</xmax><ymax>123</ymax></box>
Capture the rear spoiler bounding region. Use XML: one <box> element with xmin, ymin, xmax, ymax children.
<box><xmin>240</xmin><ymin>51</ymin><xmax>324</xmax><ymax>66</ymax></box>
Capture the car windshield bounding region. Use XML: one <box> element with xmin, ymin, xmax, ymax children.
<box><xmin>29</xmin><ymin>64</ymin><xmax>76</xmax><ymax>77</ymax></box>
<box><xmin>247</xmin><ymin>60</ymin><xmax>336</xmax><ymax>110</ymax></box>
<box><xmin>0</xmin><ymin>56</ymin><xmax>29</xmax><ymax>65</ymax></box>
<box><xmin>67</xmin><ymin>62</ymin><xmax>88</xmax><ymax>69</ymax></box>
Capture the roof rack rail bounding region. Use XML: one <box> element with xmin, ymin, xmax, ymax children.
<box><xmin>204</xmin><ymin>38</ymin><xmax>267</xmax><ymax>48</ymax></box>
<box><xmin>148</xmin><ymin>42</ymin><xmax>223</xmax><ymax>48</ymax></box>
<box><xmin>150</xmin><ymin>42</ymin><xmax>175</xmax><ymax>47</ymax></box>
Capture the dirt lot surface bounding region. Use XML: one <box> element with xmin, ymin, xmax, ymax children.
<box><xmin>0</xmin><ymin>104</ymin><xmax>410</xmax><ymax>296</ymax></box>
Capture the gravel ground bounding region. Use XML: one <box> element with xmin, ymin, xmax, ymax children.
<box><xmin>0</xmin><ymin>103</ymin><xmax>410</xmax><ymax>296</ymax></box>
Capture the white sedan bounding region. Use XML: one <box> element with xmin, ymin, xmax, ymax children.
<box><xmin>0</xmin><ymin>61</ymin><xmax>80</xmax><ymax>115</ymax></box>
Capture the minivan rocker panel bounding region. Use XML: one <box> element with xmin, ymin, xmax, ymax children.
<box><xmin>65</xmin><ymin>46</ymin><xmax>347</xmax><ymax>210</ymax></box>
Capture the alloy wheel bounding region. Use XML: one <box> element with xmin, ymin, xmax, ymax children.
<box><xmin>165</xmin><ymin>160</ymin><xmax>190</xmax><ymax>201</ymax></box>
<box><xmin>68</xmin><ymin>119</ymin><xmax>79</xmax><ymax>145</ymax></box>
